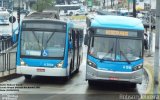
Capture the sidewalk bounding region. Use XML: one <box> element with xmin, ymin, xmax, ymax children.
<box><xmin>144</xmin><ymin>53</ymin><xmax>154</xmax><ymax>66</ymax></box>
<box><xmin>143</xmin><ymin>52</ymin><xmax>156</xmax><ymax>94</ymax></box>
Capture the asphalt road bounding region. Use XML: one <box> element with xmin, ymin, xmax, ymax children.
<box><xmin>0</xmin><ymin>45</ymin><xmax>149</xmax><ymax>100</ymax></box>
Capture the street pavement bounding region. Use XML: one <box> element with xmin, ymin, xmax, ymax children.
<box><xmin>0</xmin><ymin>45</ymin><xmax>149</xmax><ymax>100</ymax></box>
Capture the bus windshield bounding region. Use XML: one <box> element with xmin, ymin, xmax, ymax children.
<box><xmin>89</xmin><ymin>33</ymin><xmax>142</xmax><ymax>62</ymax></box>
<box><xmin>0</xmin><ymin>12</ymin><xmax>9</xmax><ymax>20</ymax></box>
<box><xmin>21</xmin><ymin>31</ymin><xmax>66</xmax><ymax>58</ymax></box>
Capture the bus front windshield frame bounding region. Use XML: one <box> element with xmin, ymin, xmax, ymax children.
<box><xmin>20</xmin><ymin>30</ymin><xmax>66</xmax><ymax>59</ymax></box>
<box><xmin>89</xmin><ymin>30</ymin><xmax>143</xmax><ymax>62</ymax></box>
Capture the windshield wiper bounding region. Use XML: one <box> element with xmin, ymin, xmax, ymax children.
<box><xmin>32</xmin><ymin>31</ymin><xmax>41</xmax><ymax>49</ymax></box>
<box><xmin>100</xmin><ymin>53</ymin><xmax>114</xmax><ymax>62</ymax></box>
<box><xmin>120</xmin><ymin>50</ymin><xmax>131</xmax><ymax>64</ymax></box>
<box><xmin>44</xmin><ymin>32</ymin><xmax>55</xmax><ymax>49</ymax></box>
<box><xmin>100</xmin><ymin>43</ymin><xmax>114</xmax><ymax>62</ymax></box>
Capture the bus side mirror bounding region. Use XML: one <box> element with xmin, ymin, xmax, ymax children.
<box><xmin>84</xmin><ymin>34</ymin><xmax>89</xmax><ymax>46</ymax></box>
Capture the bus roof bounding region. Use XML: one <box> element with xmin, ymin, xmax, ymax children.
<box><xmin>90</xmin><ymin>15</ymin><xmax>144</xmax><ymax>30</ymax></box>
<box><xmin>23</xmin><ymin>12</ymin><xmax>75</xmax><ymax>27</ymax></box>
<box><xmin>55</xmin><ymin>4</ymin><xmax>80</xmax><ymax>7</ymax></box>
<box><xmin>25</xmin><ymin>11</ymin><xmax>59</xmax><ymax>19</ymax></box>
<box><xmin>22</xmin><ymin>18</ymin><xmax>67</xmax><ymax>24</ymax></box>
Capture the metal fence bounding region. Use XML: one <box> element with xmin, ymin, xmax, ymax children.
<box><xmin>0</xmin><ymin>37</ymin><xmax>14</xmax><ymax>52</ymax></box>
<box><xmin>0</xmin><ymin>52</ymin><xmax>16</xmax><ymax>76</ymax></box>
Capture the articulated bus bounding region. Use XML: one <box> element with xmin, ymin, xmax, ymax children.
<box><xmin>85</xmin><ymin>15</ymin><xmax>144</xmax><ymax>88</ymax></box>
<box><xmin>16</xmin><ymin>12</ymin><xmax>83</xmax><ymax>80</ymax></box>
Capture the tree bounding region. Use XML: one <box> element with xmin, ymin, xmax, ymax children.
<box><xmin>32</xmin><ymin>0</ymin><xmax>55</xmax><ymax>12</ymax></box>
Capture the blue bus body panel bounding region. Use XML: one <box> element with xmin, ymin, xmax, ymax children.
<box><xmin>91</xmin><ymin>15</ymin><xmax>144</xmax><ymax>30</ymax></box>
<box><xmin>88</xmin><ymin>55</ymin><xmax>143</xmax><ymax>72</ymax></box>
<box><xmin>16</xmin><ymin>21</ymin><xmax>74</xmax><ymax>69</ymax></box>
<box><xmin>21</xmin><ymin>58</ymin><xmax>62</xmax><ymax>68</ymax></box>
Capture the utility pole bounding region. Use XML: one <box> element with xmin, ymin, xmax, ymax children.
<box><xmin>2</xmin><ymin>0</ymin><xmax>3</xmax><ymax>7</ymax></box>
<box><xmin>133</xmin><ymin>0</ymin><xmax>136</xmax><ymax>17</ymax></box>
<box><xmin>111</xmin><ymin>0</ymin><xmax>113</xmax><ymax>9</ymax></box>
<box><xmin>128</xmin><ymin>0</ymin><xmax>130</xmax><ymax>16</ymax></box>
<box><xmin>154</xmin><ymin>0</ymin><xmax>160</xmax><ymax>99</ymax></box>
<box><xmin>148</xmin><ymin>0</ymin><xmax>153</xmax><ymax>56</ymax></box>
<box><xmin>103</xmin><ymin>0</ymin><xmax>105</xmax><ymax>8</ymax></box>
<box><xmin>11</xmin><ymin>0</ymin><xmax>13</xmax><ymax>36</ymax></box>
<box><xmin>107</xmin><ymin>0</ymin><xmax>108</xmax><ymax>11</ymax></box>
<box><xmin>17</xmin><ymin>0</ymin><xmax>20</xmax><ymax>31</ymax></box>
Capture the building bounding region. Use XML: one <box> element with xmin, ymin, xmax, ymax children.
<box><xmin>137</xmin><ymin>0</ymin><xmax>156</xmax><ymax>10</ymax></box>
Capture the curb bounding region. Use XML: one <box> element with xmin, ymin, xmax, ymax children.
<box><xmin>144</xmin><ymin>66</ymin><xmax>153</xmax><ymax>94</ymax></box>
<box><xmin>0</xmin><ymin>74</ymin><xmax>21</xmax><ymax>83</ymax></box>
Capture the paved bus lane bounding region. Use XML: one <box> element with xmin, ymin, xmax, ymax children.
<box><xmin>0</xmin><ymin>45</ymin><xmax>149</xmax><ymax>100</ymax></box>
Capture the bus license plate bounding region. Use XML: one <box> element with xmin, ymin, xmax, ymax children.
<box><xmin>109</xmin><ymin>76</ymin><xmax>119</xmax><ymax>80</ymax></box>
<box><xmin>37</xmin><ymin>68</ymin><xmax>45</xmax><ymax>72</ymax></box>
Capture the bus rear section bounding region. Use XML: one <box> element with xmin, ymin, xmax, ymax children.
<box><xmin>0</xmin><ymin>11</ymin><xmax>10</xmax><ymax>25</ymax></box>
<box><xmin>16</xmin><ymin>18</ymin><xmax>83</xmax><ymax>80</ymax></box>
<box><xmin>85</xmin><ymin>15</ymin><xmax>144</xmax><ymax>87</ymax></box>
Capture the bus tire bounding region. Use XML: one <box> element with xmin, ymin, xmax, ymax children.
<box><xmin>88</xmin><ymin>80</ymin><xmax>96</xmax><ymax>87</ymax></box>
<box><xmin>24</xmin><ymin>75</ymin><xmax>32</xmax><ymax>80</ymax></box>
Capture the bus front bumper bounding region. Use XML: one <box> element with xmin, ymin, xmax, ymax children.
<box><xmin>86</xmin><ymin>66</ymin><xmax>143</xmax><ymax>84</ymax></box>
<box><xmin>17</xmin><ymin>66</ymin><xmax>67</xmax><ymax>77</ymax></box>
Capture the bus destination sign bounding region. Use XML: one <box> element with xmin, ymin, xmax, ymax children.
<box><xmin>106</xmin><ymin>30</ymin><xmax>128</xmax><ymax>36</ymax></box>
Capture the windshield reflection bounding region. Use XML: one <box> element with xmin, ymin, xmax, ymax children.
<box><xmin>21</xmin><ymin>31</ymin><xmax>65</xmax><ymax>58</ymax></box>
<box><xmin>89</xmin><ymin>37</ymin><xmax>142</xmax><ymax>62</ymax></box>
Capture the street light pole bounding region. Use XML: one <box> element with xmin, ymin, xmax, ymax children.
<box><xmin>103</xmin><ymin>0</ymin><xmax>105</xmax><ymax>8</ymax></box>
<box><xmin>128</xmin><ymin>0</ymin><xmax>130</xmax><ymax>16</ymax></box>
<box><xmin>133</xmin><ymin>0</ymin><xmax>136</xmax><ymax>18</ymax></box>
<box><xmin>107</xmin><ymin>0</ymin><xmax>108</xmax><ymax>11</ymax></box>
<box><xmin>17</xmin><ymin>0</ymin><xmax>20</xmax><ymax>32</ymax></box>
<box><xmin>11</xmin><ymin>0</ymin><xmax>13</xmax><ymax>36</ymax></box>
<box><xmin>154</xmin><ymin>0</ymin><xmax>160</xmax><ymax>99</ymax></box>
<box><xmin>148</xmin><ymin>0</ymin><xmax>153</xmax><ymax>56</ymax></box>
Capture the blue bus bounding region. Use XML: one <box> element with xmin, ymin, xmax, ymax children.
<box><xmin>16</xmin><ymin>13</ymin><xmax>83</xmax><ymax>80</ymax></box>
<box><xmin>85</xmin><ymin>15</ymin><xmax>144</xmax><ymax>88</ymax></box>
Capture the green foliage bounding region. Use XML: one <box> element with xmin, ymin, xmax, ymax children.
<box><xmin>32</xmin><ymin>0</ymin><xmax>54</xmax><ymax>12</ymax></box>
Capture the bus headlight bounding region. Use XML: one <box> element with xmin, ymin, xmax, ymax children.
<box><xmin>56</xmin><ymin>61</ymin><xmax>64</xmax><ymax>68</ymax></box>
<box><xmin>132</xmin><ymin>64</ymin><xmax>143</xmax><ymax>71</ymax></box>
<box><xmin>20</xmin><ymin>60</ymin><xmax>27</xmax><ymax>66</ymax></box>
<box><xmin>87</xmin><ymin>60</ymin><xmax>97</xmax><ymax>68</ymax></box>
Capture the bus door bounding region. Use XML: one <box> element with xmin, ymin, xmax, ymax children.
<box><xmin>76</xmin><ymin>30</ymin><xmax>80</xmax><ymax>67</ymax></box>
<box><xmin>72</xmin><ymin>29</ymin><xmax>79</xmax><ymax>71</ymax></box>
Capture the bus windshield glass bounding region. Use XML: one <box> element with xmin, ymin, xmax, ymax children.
<box><xmin>89</xmin><ymin>30</ymin><xmax>142</xmax><ymax>62</ymax></box>
<box><xmin>0</xmin><ymin>12</ymin><xmax>9</xmax><ymax>20</ymax></box>
<box><xmin>21</xmin><ymin>31</ymin><xmax>66</xmax><ymax>58</ymax></box>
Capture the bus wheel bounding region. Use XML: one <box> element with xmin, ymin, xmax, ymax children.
<box><xmin>24</xmin><ymin>75</ymin><xmax>32</xmax><ymax>80</ymax></box>
<box><xmin>88</xmin><ymin>80</ymin><xmax>96</xmax><ymax>87</ymax></box>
